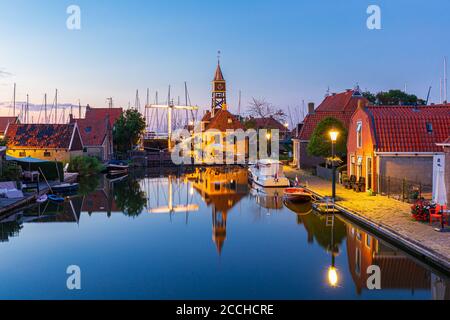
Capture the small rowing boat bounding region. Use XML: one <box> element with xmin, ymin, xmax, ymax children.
<box><xmin>48</xmin><ymin>194</ymin><xmax>65</xmax><ymax>203</ymax></box>
<box><xmin>36</xmin><ymin>194</ymin><xmax>48</xmax><ymax>203</ymax></box>
<box><xmin>283</xmin><ymin>187</ymin><xmax>312</xmax><ymax>203</ymax></box>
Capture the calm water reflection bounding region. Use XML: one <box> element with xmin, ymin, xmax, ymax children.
<box><xmin>0</xmin><ymin>167</ymin><xmax>448</xmax><ymax>300</ymax></box>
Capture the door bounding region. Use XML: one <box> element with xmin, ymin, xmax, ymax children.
<box><xmin>366</xmin><ymin>157</ymin><xmax>372</xmax><ymax>191</ymax></box>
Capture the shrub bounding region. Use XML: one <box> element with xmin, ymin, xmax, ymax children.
<box><xmin>1</xmin><ymin>162</ymin><xmax>22</xmax><ymax>181</ymax></box>
<box><xmin>68</xmin><ymin>156</ymin><xmax>104</xmax><ymax>176</ymax></box>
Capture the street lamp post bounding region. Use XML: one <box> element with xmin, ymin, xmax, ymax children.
<box><xmin>329</xmin><ymin>130</ymin><xmax>339</xmax><ymax>202</ymax></box>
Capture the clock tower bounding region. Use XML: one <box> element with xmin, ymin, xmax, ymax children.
<box><xmin>211</xmin><ymin>61</ymin><xmax>227</xmax><ymax>112</ymax></box>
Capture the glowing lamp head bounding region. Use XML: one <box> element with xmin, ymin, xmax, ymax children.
<box><xmin>329</xmin><ymin>130</ymin><xmax>339</xmax><ymax>142</ymax></box>
<box><xmin>266</xmin><ymin>132</ymin><xmax>272</xmax><ymax>140</ymax></box>
<box><xmin>284</xmin><ymin>122</ymin><xmax>289</xmax><ymax>128</ymax></box>
<box><xmin>328</xmin><ymin>266</ymin><xmax>339</xmax><ymax>287</ymax></box>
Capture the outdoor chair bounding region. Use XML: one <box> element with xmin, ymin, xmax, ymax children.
<box><xmin>430</xmin><ymin>205</ymin><xmax>449</xmax><ymax>226</ymax></box>
<box><xmin>345</xmin><ymin>175</ymin><xmax>356</xmax><ymax>189</ymax></box>
<box><xmin>353</xmin><ymin>177</ymin><xmax>366</xmax><ymax>192</ymax></box>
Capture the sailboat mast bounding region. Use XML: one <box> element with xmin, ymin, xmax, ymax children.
<box><xmin>185</xmin><ymin>82</ymin><xmax>189</xmax><ymax>126</ymax></box>
<box><xmin>445</xmin><ymin>56</ymin><xmax>448</xmax><ymax>103</ymax></box>
<box><xmin>13</xmin><ymin>83</ymin><xmax>16</xmax><ymax>117</ymax></box>
<box><xmin>44</xmin><ymin>93</ymin><xmax>47</xmax><ymax>123</ymax></box>
<box><xmin>55</xmin><ymin>89</ymin><xmax>58</xmax><ymax>124</ymax></box>
<box><xmin>26</xmin><ymin>94</ymin><xmax>30</xmax><ymax>123</ymax></box>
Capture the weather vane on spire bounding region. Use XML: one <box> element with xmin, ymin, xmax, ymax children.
<box><xmin>217</xmin><ymin>50</ymin><xmax>221</xmax><ymax>65</ymax></box>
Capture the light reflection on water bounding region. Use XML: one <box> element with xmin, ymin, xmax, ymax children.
<box><xmin>0</xmin><ymin>167</ymin><xmax>448</xmax><ymax>300</ymax></box>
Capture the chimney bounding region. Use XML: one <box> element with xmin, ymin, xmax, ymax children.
<box><xmin>357</xmin><ymin>100</ymin><xmax>366</xmax><ymax>110</ymax></box>
<box><xmin>308</xmin><ymin>103</ymin><xmax>315</xmax><ymax>115</ymax></box>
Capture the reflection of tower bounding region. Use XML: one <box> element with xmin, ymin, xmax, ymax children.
<box><xmin>212</xmin><ymin>207</ymin><xmax>228</xmax><ymax>255</ymax></box>
<box><xmin>190</xmin><ymin>167</ymin><xmax>248</xmax><ymax>255</ymax></box>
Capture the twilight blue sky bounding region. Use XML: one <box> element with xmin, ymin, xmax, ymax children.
<box><xmin>0</xmin><ymin>0</ymin><xmax>449</xmax><ymax>122</ymax></box>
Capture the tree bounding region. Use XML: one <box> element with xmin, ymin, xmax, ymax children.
<box><xmin>362</xmin><ymin>91</ymin><xmax>376</xmax><ymax>104</ymax></box>
<box><xmin>307</xmin><ymin>117</ymin><xmax>347</xmax><ymax>160</ymax></box>
<box><xmin>113</xmin><ymin>109</ymin><xmax>146</xmax><ymax>153</ymax></box>
<box><xmin>247</xmin><ymin>98</ymin><xmax>286</xmax><ymax>122</ymax></box>
<box><xmin>364</xmin><ymin>89</ymin><xmax>425</xmax><ymax>105</ymax></box>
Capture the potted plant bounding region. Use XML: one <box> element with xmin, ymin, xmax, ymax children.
<box><xmin>411</xmin><ymin>199</ymin><xmax>436</xmax><ymax>222</ymax></box>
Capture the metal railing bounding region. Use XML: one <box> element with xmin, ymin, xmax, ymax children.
<box><xmin>378</xmin><ymin>175</ymin><xmax>432</xmax><ymax>203</ymax></box>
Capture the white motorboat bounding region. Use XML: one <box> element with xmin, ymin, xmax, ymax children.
<box><xmin>248</xmin><ymin>159</ymin><xmax>291</xmax><ymax>188</ymax></box>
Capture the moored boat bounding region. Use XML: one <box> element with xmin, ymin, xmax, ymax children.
<box><xmin>283</xmin><ymin>187</ymin><xmax>312</xmax><ymax>203</ymax></box>
<box><xmin>48</xmin><ymin>194</ymin><xmax>65</xmax><ymax>203</ymax></box>
<box><xmin>36</xmin><ymin>194</ymin><xmax>48</xmax><ymax>203</ymax></box>
<box><xmin>52</xmin><ymin>183</ymin><xmax>79</xmax><ymax>194</ymax></box>
<box><xmin>107</xmin><ymin>160</ymin><xmax>129</xmax><ymax>173</ymax></box>
<box><xmin>248</xmin><ymin>159</ymin><xmax>290</xmax><ymax>188</ymax></box>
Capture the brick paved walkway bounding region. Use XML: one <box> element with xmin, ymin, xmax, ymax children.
<box><xmin>284</xmin><ymin>166</ymin><xmax>450</xmax><ymax>268</ymax></box>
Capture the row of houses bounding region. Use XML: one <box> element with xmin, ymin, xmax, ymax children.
<box><xmin>0</xmin><ymin>106</ymin><xmax>123</xmax><ymax>163</ymax></box>
<box><xmin>292</xmin><ymin>88</ymin><xmax>450</xmax><ymax>201</ymax></box>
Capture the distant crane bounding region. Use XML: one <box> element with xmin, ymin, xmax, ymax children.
<box><xmin>145</xmin><ymin>85</ymin><xmax>199</xmax><ymax>150</ymax></box>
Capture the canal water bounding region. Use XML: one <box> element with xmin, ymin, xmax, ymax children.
<box><xmin>0</xmin><ymin>167</ymin><xmax>448</xmax><ymax>300</ymax></box>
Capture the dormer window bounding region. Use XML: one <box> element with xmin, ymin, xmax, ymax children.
<box><xmin>426</xmin><ymin>122</ymin><xmax>433</xmax><ymax>133</ymax></box>
<box><xmin>227</xmin><ymin>118</ymin><xmax>232</xmax><ymax>124</ymax></box>
<box><xmin>356</xmin><ymin>121</ymin><xmax>362</xmax><ymax>148</ymax></box>
<box><xmin>85</xmin><ymin>126</ymin><xmax>92</xmax><ymax>133</ymax></box>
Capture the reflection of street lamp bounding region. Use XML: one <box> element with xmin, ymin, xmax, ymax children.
<box><xmin>329</xmin><ymin>130</ymin><xmax>339</xmax><ymax>201</ymax></box>
<box><xmin>328</xmin><ymin>265</ymin><xmax>338</xmax><ymax>287</ymax></box>
<box><xmin>327</xmin><ymin>214</ymin><xmax>339</xmax><ymax>287</ymax></box>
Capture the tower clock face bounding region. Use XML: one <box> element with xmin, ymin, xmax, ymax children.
<box><xmin>215</xmin><ymin>82</ymin><xmax>225</xmax><ymax>91</ymax></box>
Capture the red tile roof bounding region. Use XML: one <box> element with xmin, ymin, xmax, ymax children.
<box><xmin>298</xmin><ymin>90</ymin><xmax>368</xmax><ymax>140</ymax></box>
<box><xmin>202</xmin><ymin>109</ymin><xmax>244</xmax><ymax>131</ymax></box>
<box><xmin>5</xmin><ymin>124</ymin><xmax>78</xmax><ymax>149</ymax></box>
<box><xmin>71</xmin><ymin>107</ymin><xmax>122</xmax><ymax>146</ymax></box>
<box><xmin>0</xmin><ymin>117</ymin><xmax>18</xmax><ymax>134</ymax></box>
<box><xmin>250</xmin><ymin>117</ymin><xmax>286</xmax><ymax>131</ymax></box>
<box><xmin>365</xmin><ymin>105</ymin><xmax>450</xmax><ymax>153</ymax></box>
<box><xmin>84</xmin><ymin>107</ymin><xmax>123</xmax><ymax>127</ymax></box>
<box><xmin>76</xmin><ymin>117</ymin><xmax>109</xmax><ymax>146</ymax></box>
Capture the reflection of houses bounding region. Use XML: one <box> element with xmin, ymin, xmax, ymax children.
<box><xmin>199</xmin><ymin>63</ymin><xmax>246</xmax><ymax>162</ymax></box>
<box><xmin>0</xmin><ymin>197</ymin><xmax>83</xmax><ymax>242</ymax></box>
<box><xmin>192</xmin><ymin>167</ymin><xmax>248</xmax><ymax>254</ymax></box>
<box><xmin>345</xmin><ymin>224</ymin><xmax>434</xmax><ymax>295</ymax></box>
<box><xmin>81</xmin><ymin>176</ymin><xmax>121</xmax><ymax>216</ymax></box>
<box><xmin>292</xmin><ymin>89</ymin><xmax>368</xmax><ymax>168</ymax></box>
<box><xmin>70</xmin><ymin>106</ymin><xmax>123</xmax><ymax>161</ymax></box>
<box><xmin>5</xmin><ymin>123</ymin><xmax>84</xmax><ymax>163</ymax></box>
<box><xmin>347</xmin><ymin>104</ymin><xmax>450</xmax><ymax>194</ymax></box>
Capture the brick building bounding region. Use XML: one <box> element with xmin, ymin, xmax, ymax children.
<box><xmin>292</xmin><ymin>89</ymin><xmax>368</xmax><ymax>168</ymax></box>
<box><xmin>70</xmin><ymin>106</ymin><xmax>123</xmax><ymax>161</ymax></box>
<box><xmin>347</xmin><ymin>103</ymin><xmax>450</xmax><ymax>194</ymax></box>
<box><xmin>5</xmin><ymin>123</ymin><xmax>84</xmax><ymax>163</ymax></box>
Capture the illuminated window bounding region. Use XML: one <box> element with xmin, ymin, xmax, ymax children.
<box><xmin>356</xmin><ymin>121</ymin><xmax>362</xmax><ymax>148</ymax></box>
<box><xmin>19</xmin><ymin>152</ymin><xmax>26</xmax><ymax>157</ymax></box>
<box><xmin>44</xmin><ymin>151</ymin><xmax>51</xmax><ymax>157</ymax></box>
